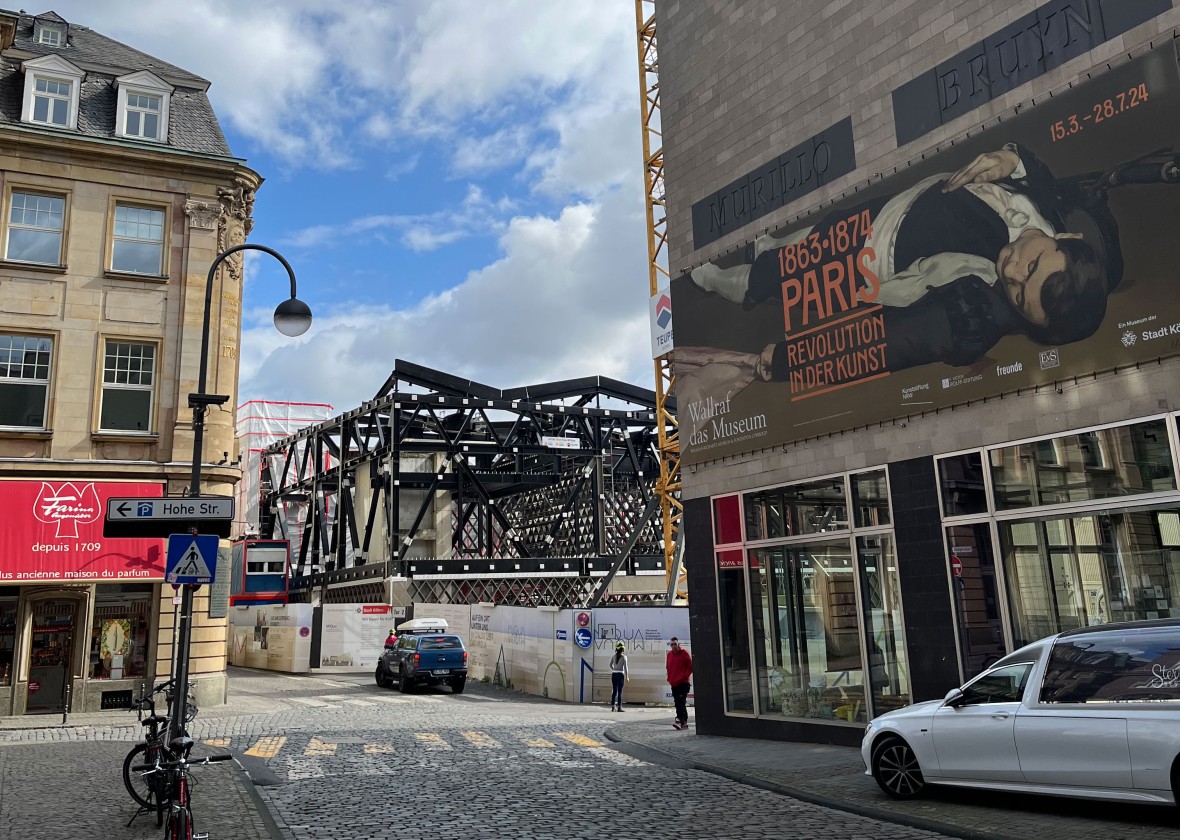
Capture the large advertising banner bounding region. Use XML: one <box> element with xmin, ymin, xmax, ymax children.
<box><xmin>673</xmin><ymin>43</ymin><xmax>1180</xmax><ymax>464</ymax></box>
<box><xmin>0</xmin><ymin>480</ymin><xmax>164</xmax><ymax>581</ymax></box>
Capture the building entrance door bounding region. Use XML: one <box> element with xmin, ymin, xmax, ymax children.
<box><xmin>26</xmin><ymin>598</ymin><xmax>76</xmax><ymax>713</ymax></box>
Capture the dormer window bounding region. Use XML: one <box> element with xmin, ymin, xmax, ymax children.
<box><xmin>36</xmin><ymin>25</ymin><xmax>63</xmax><ymax>47</ymax></box>
<box><xmin>115</xmin><ymin>71</ymin><xmax>172</xmax><ymax>143</ymax></box>
<box><xmin>20</xmin><ymin>54</ymin><xmax>83</xmax><ymax>130</ymax></box>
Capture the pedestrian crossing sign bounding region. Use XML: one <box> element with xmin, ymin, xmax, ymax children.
<box><xmin>166</xmin><ymin>533</ymin><xmax>219</xmax><ymax>585</ymax></box>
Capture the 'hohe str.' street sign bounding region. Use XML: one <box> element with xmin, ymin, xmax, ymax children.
<box><xmin>103</xmin><ymin>496</ymin><xmax>235</xmax><ymax>539</ymax></box>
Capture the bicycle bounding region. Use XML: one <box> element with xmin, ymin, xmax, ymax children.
<box><xmin>124</xmin><ymin>679</ymin><xmax>198</xmax><ymax>828</ymax></box>
<box><xmin>134</xmin><ymin>742</ymin><xmax>233</xmax><ymax>840</ymax></box>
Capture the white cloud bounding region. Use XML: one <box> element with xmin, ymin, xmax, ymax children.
<box><xmin>239</xmin><ymin>184</ymin><xmax>653</xmax><ymax>409</ymax></box>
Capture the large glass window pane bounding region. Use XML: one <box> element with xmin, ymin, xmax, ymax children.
<box><xmin>946</xmin><ymin>524</ymin><xmax>1006</xmax><ymax>678</ymax></box>
<box><xmin>1002</xmin><ymin>505</ymin><xmax>1180</xmax><ymax>647</ymax></box>
<box><xmin>744</xmin><ymin>477</ymin><xmax>847</xmax><ymax>541</ymax></box>
<box><xmin>717</xmin><ymin>555</ymin><xmax>753</xmax><ymax>713</ymax></box>
<box><xmin>753</xmin><ymin>540</ymin><xmax>865</xmax><ymax>722</ymax></box>
<box><xmin>851</xmin><ymin>471</ymin><xmax>890</xmax><ymax>528</ymax></box>
<box><xmin>858</xmin><ymin>536</ymin><xmax>909</xmax><ymax>716</ymax></box>
<box><xmin>99</xmin><ymin>389</ymin><xmax>151</xmax><ymax>432</ymax></box>
<box><xmin>938</xmin><ymin>452</ymin><xmax>988</xmax><ymax>516</ymax></box>
<box><xmin>990</xmin><ymin>420</ymin><xmax>1173</xmax><ymax>510</ymax></box>
<box><xmin>88</xmin><ymin>584</ymin><xmax>153</xmax><ymax>680</ymax></box>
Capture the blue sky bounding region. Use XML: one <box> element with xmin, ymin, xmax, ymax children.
<box><xmin>44</xmin><ymin>1</ymin><xmax>654</xmax><ymax>411</ymax></box>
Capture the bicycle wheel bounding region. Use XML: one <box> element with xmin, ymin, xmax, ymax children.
<box><xmin>168</xmin><ymin>804</ymin><xmax>193</xmax><ymax>840</ymax></box>
<box><xmin>122</xmin><ymin>743</ymin><xmax>155</xmax><ymax>808</ymax></box>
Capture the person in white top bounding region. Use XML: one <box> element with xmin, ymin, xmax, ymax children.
<box><xmin>608</xmin><ymin>642</ymin><xmax>629</xmax><ymax>712</ymax></box>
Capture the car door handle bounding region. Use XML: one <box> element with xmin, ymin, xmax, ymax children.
<box><xmin>990</xmin><ymin>712</ymin><xmax>1010</xmax><ymax>720</ymax></box>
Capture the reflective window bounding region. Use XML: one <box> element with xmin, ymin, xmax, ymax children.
<box><xmin>851</xmin><ymin>471</ymin><xmax>890</xmax><ymax>527</ymax></box>
<box><xmin>32</xmin><ymin>77</ymin><xmax>70</xmax><ymax>125</ymax></box>
<box><xmin>744</xmin><ymin>477</ymin><xmax>847</xmax><ymax>541</ymax></box>
<box><xmin>718</xmin><ymin>561</ymin><xmax>753</xmax><ymax>713</ymax></box>
<box><xmin>990</xmin><ymin>420</ymin><xmax>1173</xmax><ymax>510</ymax></box>
<box><xmin>111</xmin><ymin>204</ymin><xmax>164</xmax><ymax>274</ymax></box>
<box><xmin>124</xmin><ymin>93</ymin><xmax>161</xmax><ymax>140</ymax></box>
<box><xmin>946</xmin><ymin>524</ymin><xmax>1005</xmax><ymax>678</ymax></box>
<box><xmin>0</xmin><ymin>593</ymin><xmax>15</xmax><ymax>686</ymax></box>
<box><xmin>858</xmin><ymin>536</ymin><xmax>909</xmax><ymax>715</ymax></box>
<box><xmin>937</xmin><ymin>452</ymin><xmax>987</xmax><ymax>516</ymax></box>
<box><xmin>99</xmin><ymin>340</ymin><xmax>155</xmax><ymax>432</ymax></box>
<box><xmin>0</xmin><ymin>334</ymin><xmax>52</xmax><ymax>428</ymax></box>
<box><xmin>1040</xmin><ymin>628</ymin><xmax>1180</xmax><ymax>703</ymax></box>
<box><xmin>1001</xmin><ymin>504</ymin><xmax>1180</xmax><ymax>647</ymax></box>
<box><xmin>961</xmin><ymin>662</ymin><xmax>1030</xmax><ymax>704</ymax></box>
<box><xmin>7</xmin><ymin>191</ymin><xmax>64</xmax><ymax>264</ymax></box>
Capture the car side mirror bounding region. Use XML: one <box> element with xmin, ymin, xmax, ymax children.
<box><xmin>943</xmin><ymin>687</ymin><xmax>966</xmax><ymax>708</ymax></box>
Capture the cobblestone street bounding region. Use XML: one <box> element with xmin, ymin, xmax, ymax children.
<box><xmin>3</xmin><ymin>668</ymin><xmax>1179</xmax><ymax>839</ymax></box>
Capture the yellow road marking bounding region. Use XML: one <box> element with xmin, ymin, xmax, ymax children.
<box><xmin>244</xmin><ymin>736</ymin><xmax>286</xmax><ymax>758</ymax></box>
<box><xmin>460</xmin><ymin>730</ymin><xmax>500</xmax><ymax>748</ymax></box>
<box><xmin>364</xmin><ymin>743</ymin><xmax>395</xmax><ymax>754</ymax></box>
<box><xmin>414</xmin><ymin>732</ymin><xmax>451</xmax><ymax>750</ymax></box>
<box><xmin>303</xmin><ymin>737</ymin><xmax>337</xmax><ymax>757</ymax></box>
<box><xmin>203</xmin><ymin>738</ymin><xmax>230</xmax><ymax>747</ymax></box>
<box><xmin>523</xmin><ymin>736</ymin><xmax>556</xmax><ymax>748</ymax></box>
<box><xmin>555</xmin><ymin>732</ymin><xmax>602</xmax><ymax>747</ymax></box>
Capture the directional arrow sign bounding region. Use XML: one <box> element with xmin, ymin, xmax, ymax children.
<box><xmin>104</xmin><ymin>496</ymin><xmax>234</xmax><ymax>539</ymax></box>
<box><xmin>166</xmin><ymin>534</ymin><xmax>219</xmax><ymax>585</ymax></box>
<box><xmin>107</xmin><ymin>497</ymin><xmax>233</xmax><ymax>521</ymax></box>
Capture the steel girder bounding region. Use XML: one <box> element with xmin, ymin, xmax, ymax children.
<box><xmin>258</xmin><ymin>360</ymin><xmax>668</xmax><ymax>604</ymax></box>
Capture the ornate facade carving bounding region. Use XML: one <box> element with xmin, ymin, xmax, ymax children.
<box><xmin>215</xmin><ymin>176</ymin><xmax>257</xmax><ymax>285</ymax></box>
<box><xmin>183</xmin><ymin>198</ymin><xmax>220</xmax><ymax>231</ymax></box>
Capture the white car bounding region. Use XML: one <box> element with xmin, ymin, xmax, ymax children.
<box><xmin>862</xmin><ymin>620</ymin><xmax>1180</xmax><ymax>806</ymax></box>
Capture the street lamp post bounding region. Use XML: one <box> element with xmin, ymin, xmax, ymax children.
<box><xmin>170</xmin><ymin>243</ymin><xmax>311</xmax><ymax>740</ymax></box>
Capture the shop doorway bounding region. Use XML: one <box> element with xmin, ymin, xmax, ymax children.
<box><xmin>26</xmin><ymin>598</ymin><xmax>77</xmax><ymax>713</ymax></box>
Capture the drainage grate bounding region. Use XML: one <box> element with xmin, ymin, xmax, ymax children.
<box><xmin>101</xmin><ymin>690</ymin><xmax>134</xmax><ymax>710</ymax></box>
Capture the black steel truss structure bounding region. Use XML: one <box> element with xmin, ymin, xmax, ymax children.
<box><xmin>258</xmin><ymin>360</ymin><xmax>672</xmax><ymax>607</ymax></box>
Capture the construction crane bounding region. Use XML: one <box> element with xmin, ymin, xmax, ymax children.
<box><xmin>635</xmin><ymin>0</ymin><xmax>684</xmax><ymax>602</ymax></box>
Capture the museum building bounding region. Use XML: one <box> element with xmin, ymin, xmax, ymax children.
<box><xmin>659</xmin><ymin>0</ymin><xmax>1180</xmax><ymax>744</ymax></box>
<box><xmin>0</xmin><ymin>11</ymin><xmax>254</xmax><ymax>714</ymax></box>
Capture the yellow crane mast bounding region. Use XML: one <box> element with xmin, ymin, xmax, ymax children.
<box><xmin>635</xmin><ymin>0</ymin><xmax>684</xmax><ymax>601</ymax></box>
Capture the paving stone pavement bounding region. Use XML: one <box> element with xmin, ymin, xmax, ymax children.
<box><xmin>2</xmin><ymin>668</ymin><xmax>1178</xmax><ymax>839</ymax></box>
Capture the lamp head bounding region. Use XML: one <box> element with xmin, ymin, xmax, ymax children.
<box><xmin>273</xmin><ymin>297</ymin><xmax>312</xmax><ymax>337</ymax></box>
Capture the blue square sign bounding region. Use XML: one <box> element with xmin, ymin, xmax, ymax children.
<box><xmin>166</xmin><ymin>534</ymin><xmax>219</xmax><ymax>585</ymax></box>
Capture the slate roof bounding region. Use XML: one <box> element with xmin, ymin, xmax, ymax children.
<box><xmin>0</xmin><ymin>9</ymin><xmax>233</xmax><ymax>157</ymax></box>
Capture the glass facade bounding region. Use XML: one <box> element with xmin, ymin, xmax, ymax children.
<box><xmin>712</xmin><ymin>469</ymin><xmax>906</xmax><ymax>724</ymax></box>
<box><xmin>936</xmin><ymin>417</ymin><xmax>1180</xmax><ymax>681</ymax></box>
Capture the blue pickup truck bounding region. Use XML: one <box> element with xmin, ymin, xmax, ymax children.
<box><xmin>375</xmin><ymin>621</ymin><xmax>469</xmax><ymax>694</ymax></box>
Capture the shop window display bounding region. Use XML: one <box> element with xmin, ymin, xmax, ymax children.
<box><xmin>0</xmin><ymin>593</ymin><xmax>16</xmax><ymax>686</ymax></box>
<box><xmin>717</xmin><ymin>551</ymin><xmax>754</xmax><ymax>713</ymax></box>
<box><xmin>89</xmin><ymin>585</ymin><xmax>152</xmax><ymax>680</ymax></box>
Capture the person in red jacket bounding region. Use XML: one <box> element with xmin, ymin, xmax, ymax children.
<box><xmin>666</xmin><ymin>637</ymin><xmax>693</xmax><ymax>730</ymax></box>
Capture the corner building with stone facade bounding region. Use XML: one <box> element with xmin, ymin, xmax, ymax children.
<box><xmin>661</xmin><ymin>0</ymin><xmax>1180</xmax><ymax>744</ymax></box>
<box><xmin>0</xmin><ymin>10</ymin><xmax>257</xmax><ymax>714</ymax></box>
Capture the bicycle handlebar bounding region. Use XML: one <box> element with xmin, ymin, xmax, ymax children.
<box><xmin>132</xmin><ymin>754</ymin><xmax>234</xmax><ymax>773</ymax></box>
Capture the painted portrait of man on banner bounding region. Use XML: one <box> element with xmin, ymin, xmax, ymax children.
<box><xmin>673</xmin><ymin>44</ymin><xmax>1180</xmax><ymax>462</ymax></box>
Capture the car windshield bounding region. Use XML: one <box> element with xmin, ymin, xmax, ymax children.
<box><xmin>419</xmin><ymin>637</ymin><xmax>462</xmax><ymax>650</ymax></box>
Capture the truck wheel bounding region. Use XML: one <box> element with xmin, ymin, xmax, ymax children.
<box><xmin>398</xmin><ymin>665</ymin><xmax>412</xmax><ymax>693</ymax></box>
<box><xmin>451</xmin><ymin>677</ymin><xmax>466</xmax><ymax>694</ymax></box>
<box><xmin>374</xmin><ymin>666</ymin><xmax>390</xmax><ymax>688</ymax></box>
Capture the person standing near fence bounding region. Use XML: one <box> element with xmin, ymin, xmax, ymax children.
<box><xmin>666</xmin><ymin>637</ymin><xmax>693</xmax><ymax>730</ymax></box>
<box><xmin>608</xmin><ymin>642</ymin><xmax>629</xmax><ymax>711</ymax></box>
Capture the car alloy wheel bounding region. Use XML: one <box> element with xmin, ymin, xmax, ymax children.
<box><xmin>872</xmin><ymin>736</ymin><xmax>925</xmax><ymax>799</ymax></box>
